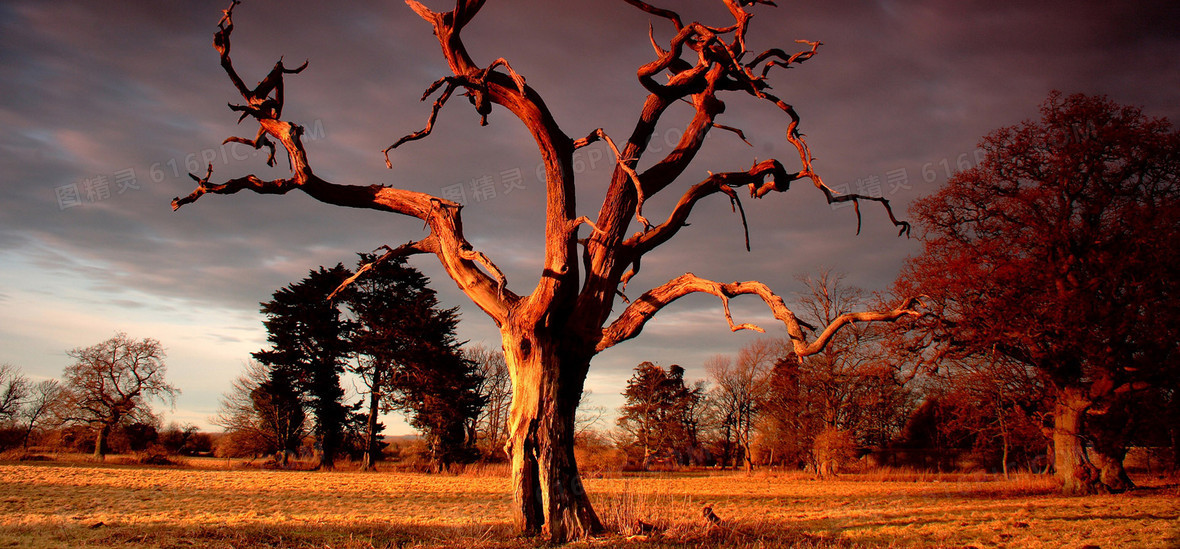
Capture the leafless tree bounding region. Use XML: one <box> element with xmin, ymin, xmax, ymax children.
<box><xmin>213</xmin><ymin>360</ymin><xmax>307</xmax><ymax>463</ymax></box>
<box><xmin>60</xmin><ymin>333</ymin><xmax>178</xmax><ymax>460</ymax></box>
<box><xmin>761</xmin><ymin>270</ymin><xmax>916</xmax><ymax>466</ymax></box>
<box><xmin>20</xmin><ymin>379</ymin><xmax>62</xmax><ymax>449</ymax></box>
<box><xmin>173</xmin><ymin>1</ymin><xmax>919</xmax><ymax>540</ymax></box>
<box><xmin>574</xmin><ymin>389</ymin><xmax>607</xmax><ymax>438</ymax></box>
<box><xmin>212</xmin><ymin>361</ymin><xmax>267</xmax><ymax>449</ymax></box>
<box><xmin>465</xmin><ymin>344</ymin><xmax>512</xmax><ymax>457</ymax></box>
<box><xmin>0</xmin><ymin>364</ymin><xmax>28</xmax><ymax>425</ymax></box>
<box><xmin>705</xmin><ymin>338</ymin><xmax>776</xmax><ymax>471</ymax></box>
<box><xmin>796</xmin><ymin>270</ymin><xmax>912</xmax><ymax>442</ymax></box>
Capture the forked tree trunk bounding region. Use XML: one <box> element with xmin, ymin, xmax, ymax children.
<box><xmin>502</xmin><ymin>330</ymin><xmax>603</xmax><ymax>542</ymax></box>
<box><xmin>1054</xmin><ymin>386</ymin><xmax>1100</xmax><ymax>495</ymax></box>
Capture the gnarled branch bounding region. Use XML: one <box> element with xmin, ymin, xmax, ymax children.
<box><xmin>749</xmin><ymin>88</ymin><xmax>911</xmax><ymax>237</ymax></box>
<box><xmin>223</xmin><ymin>126</ymin><xmax>278</xmax><ymax>167</ymax></box>
<box><xmin>171</xmin><ymin>164</ymin><xmax>298</xmax><ymax>211</ymax></box>
<box><xmin>746</xmin><ymin>39</ymin><xmax>822</xmax><ymax>78</ymax></box>
<box><xmin>621</xmin><ymin>160</ymin><xmax>799</xmax><ymax>283</ymax></box>
<box><xmin>384</xmin><ymin>77</ymin><xmax>460</xmax><ymax>168</ymax></box>
<box><xmin>403</xmin><ymin>0</ymin><xmax>581</xmax><ymax>315</ymax></box>
<box><xmin>327</xmin><ymin>241</ymin><xmax>432</xmax><ymax>301</ymax></box>
<box><xmin>623</xmin><ymin>0</ymin><xmax>684</xmax><ymax>31</ymax></box>
<box><xmin>173</xmin><ymin>3</ymin><xmax>519</xmax><ymax>325</ymax></box>
<box><xmin>598</xmin><ymin>272</ymin><xmax>923</xmax><ymax>353</ymax></box>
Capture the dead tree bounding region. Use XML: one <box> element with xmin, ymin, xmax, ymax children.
<box><xmin>174</xmin><ymin>0</ymin><xmax>920</xmax><ymax>541</ymax></box>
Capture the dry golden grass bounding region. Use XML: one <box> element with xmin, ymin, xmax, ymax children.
<box><xmin>1</xmin><ymin>459</ymin><xmax>1177</xmax><ymax>548</ymax></box>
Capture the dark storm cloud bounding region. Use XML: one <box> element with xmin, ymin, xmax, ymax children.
<box><xmin>1</xmin><ymin>0</ymin><xmax>1177</xmax><ymax>417</ymax></box>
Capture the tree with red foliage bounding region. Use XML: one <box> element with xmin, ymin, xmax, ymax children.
<box><xmin>898</xmin><ymin>92</ymin><xmax>1180</xmax><ymax>495</ymax></box>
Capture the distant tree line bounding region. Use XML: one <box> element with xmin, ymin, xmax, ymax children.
<box><xmin>606</xmin><ymin>260</ymin><xmax>1174</xmax><ymax>479</ymax></box>
<box><xmin>1</xmin><ymin>334</ymin><xmax>210</xmax><ymax>460</ymax></box>
<box><xmin>609</xmin><ymin>271</ymin><xmax>921</xmax><ymax>476</ymax></box>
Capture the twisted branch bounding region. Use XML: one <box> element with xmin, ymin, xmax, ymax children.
<box><xmin>598</xmin><ymin>272</ymin><xmax>924</xmax><ymax>353</ymax></box>
<box><xmin>173</xmin><ymin>2</ymin><xmax>518</xmax><ymax>324</ymax></box>
<box><xmin>327</xmin><ymin>241</ymin><xmax>432</xmax><ymax>301</ymax></box>
<box><xmin>384</xmin><ymin>77</ymin><xmax>460</xmax><ymax>168</ymax></box>
<box><xmin>627</xmin><ymin>160</ymin><xmax>796</xmax><ymax>255</ymax></box>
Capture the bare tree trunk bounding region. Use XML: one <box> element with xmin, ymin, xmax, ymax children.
<box><xmin>741</xmin><ymin>411</ymin><xmax>754</xmax><ymax>473</ymax></box>
<box><xmin>93</xmin><ymin>423</ymin><xmax>110</xmax><ymax>461</ymax></box>
<box><xmin>722</xmin><ymin>421</ymin><xmax>733</xmax><ymax>469</ymax></box>
<box><xmin>1001</xmin><ymin>432</ymin><xmax>1010</xmax><ymax>479</ymax></box>
<box><xmin>1089</xmin><ymin>446</ymin><xmax>1133</xmax><ymax>493</ymax></box>
<box><xmin>317</xmin><ymin>446</ymin><xmax>334</xmax><ymax>471</ymax></box>
<box><xmin>1088</xmin><ymin>401</ymin><xmax>1134</xmax><ymax>493</ymax></box>
<box><xmin>998</xmin><ymin>412</ymin><xmax>1010</xmax><ymax>479</ymax></box>
<box><xmin>818</xmin><ymin>459</ymin><xmax>834</xmax><ymax>479</ymax></box>
<box><xmin>1054</xmin><ymin>386</ymin><xmax>1099</xmax><ymax>495</ymax></box>
<box><xmin>361</xmin><ymin>367</ymin><xmax>383</xmax><ymax>471</ymax></box>
<box><xmin>503</xmin><ymin>332</ymin><xmax>602</xmax><ymax>542</ymax></box>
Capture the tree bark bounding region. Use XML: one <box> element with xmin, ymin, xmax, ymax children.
<box><xmin>1087</xmin><ymin>398</ymin><xmax>1135</xmax><ymax>493</ymax></box>
<box><xmin>1001</xmin><ymin>431</ymin><xmax>1010</xmax><ymax>479</ymax></box>
<box><xmin>317</xmin><ymin>434</ymin><xmax>336</xmax><ymax>470</ymax></box>
<box><xmin>93</xmin><ymin>423</ymin><xmax>110</xmax><ymax>461</ymax></box>
<box><xmin>740</xmin><ymin>408</ymin><xmax>754</xmax><ymax>473</ymax></box>
<box><xmin>1089</xmin><ymin>446</ymin><xmax>1133</xmax><ymax>493</ymax></box>
<box><xmin>997</xmin><ymin>411</ymin><xmax>1010</xmax><ymax>479</ymax></box>
<box><xmin>1054</xmin><ymin>386</ymin><xmax>1100</xmax><ymax>495</ymax></box>
<box><xmin>1172</xmin><ymin>420</ymin><xmax>1180</xmax><ymax>473</ymax></box>
<box><xmin>502</xmin><ymin>330</ymin><xmax>603</xmax><ymax>542</ymax></box>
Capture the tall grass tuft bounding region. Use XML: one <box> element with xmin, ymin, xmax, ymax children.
<box><xmin>594</xmin><ymin>479</ymin><xmax>688</xmax><ymax>537</ymax></box>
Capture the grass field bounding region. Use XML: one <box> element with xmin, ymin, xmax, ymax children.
<box><xmin>1</xmin><ymin>458</ymin><xmax>1177</xmax><ymax>548</ymax></box>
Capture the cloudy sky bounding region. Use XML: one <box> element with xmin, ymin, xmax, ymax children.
<box><xmin>2</xmin><ymin>0</ymin><xmax>1177</xmax><ymax>433</ymax></box>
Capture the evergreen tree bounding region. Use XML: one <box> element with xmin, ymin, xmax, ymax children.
<box><xmin>345</xmin><ymin>253</ymin><xmax>484</xmax><ymax>469</ymax></box>
<box><xmin>254</xmin><ymin>264</ymin><xmax>353</xmax><ymax>470</ymax></box>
